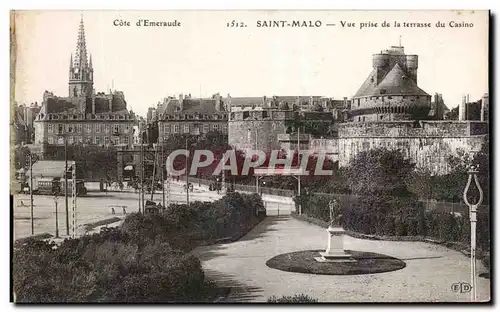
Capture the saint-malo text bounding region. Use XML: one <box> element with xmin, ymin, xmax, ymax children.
<box><xmin>256</xmin><ymin>20</ymin><xmax>323</xmax><ymax>27</ymax></box>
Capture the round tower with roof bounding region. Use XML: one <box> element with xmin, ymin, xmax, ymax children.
<box><xmin>350</xmin><ymin>45</ymin><xmax>431</xmax><ymax>122</ymax></box>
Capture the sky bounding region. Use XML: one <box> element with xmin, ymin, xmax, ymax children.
<box><xmin>12</xmin><ymin>10</ymin><xmax>489</xmax><ymax>117</ymax></box>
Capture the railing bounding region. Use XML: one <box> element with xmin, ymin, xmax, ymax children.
<box><xmin>177</xmin><ymin>176</ymin><xmax>296</xmax><ymax>197</ymax></box>
<box><xmin>312</xmin><ymin>192</ymin><xmax>488</xmax><ymax>215</ymax></box>
<box><xmin>174</xmin><ymin>176</ymin><xmax>489</xmax><ymax>214</ymax></box>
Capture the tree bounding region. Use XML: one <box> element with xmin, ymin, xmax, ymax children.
<box><xmin>445</xmin><ymin>106</ymin><xmax>459</xmax><ymax>120</ymax></box>
<box><xmin>14</xmin><ymin>145</ymin><xmax>31</xmax><ymax>170</ymax></box>
<box><xmin>349</xmin><ymin>148</ymin><xmax>415</xmax><ymax>197</ymax></box>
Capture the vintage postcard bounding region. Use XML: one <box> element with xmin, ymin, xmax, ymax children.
<box><xmin>10</xmin><ymin>10</ymin><xmax>490</xmax><ymax>303</ymax></box>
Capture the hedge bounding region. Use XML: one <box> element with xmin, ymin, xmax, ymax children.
<box><xmin>267</xmin><ymin>294</ymin><xmax>319</xmax><ymax>303</ymax></box>
<box><xmin>295</xmin><ymin>193</ymin><xmax>490</xmax><ymax>254</ymax></box>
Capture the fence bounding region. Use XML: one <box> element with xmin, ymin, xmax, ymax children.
<box><xmin>177</xmin><ymin>177</ymin><xmax>488</xmax><ymax>215</ymax></box>
<box><xmin>177</xmin><ymin>176</ymin><xmax>296</xmax><ymax>197</ymax></box>
<box><xmin>311</xmin><ymin>192</ymin><xmax>489</xmax><ymax>215</ymax></box>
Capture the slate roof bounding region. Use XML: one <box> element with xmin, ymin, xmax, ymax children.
<box><xmin>13</xmin><ymin>111</ymin><xmax>28</xmax><ymax>130</ymax></box>
<box><xmin>354</xmin><ymin>64</ymin><xmax>429</xmax><ymax>97</ymax></box>
<box><xmin>354</xmin><ymin>68</ymin><xmax>378</xmax><ymax>98</ymax></box>
<box><xmin>43</xmin><ymin>93</ymin><xmax>130</xmax><ymax>115</ymax></box>
<box><xmin>275</xmin><ymin>96</ymin><xmax>323</xmax><ymax>104</ymax></box>
<box><xmin>45</xmin><ymin>97</ymin><xmax>79</xmax><ymax>113</ymax></box>
<box><xmin>163</xmin><ymin>98</ymin><xmax>225</xmax><ymax>116</ymax></box>
<box><xmin>224</xmin><ymin>97</ymin><xmax>264</xmax><ymax>107</ymax></box>
<box><xmin>373</xmin><ymin>64</ymin><xmax>429</xmax><ymax>96</ymax></box>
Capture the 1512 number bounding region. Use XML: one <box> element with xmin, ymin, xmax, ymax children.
<box><xmin>227</xmin><ymin>20</ymin><xmax>246</xmax><ymax>27</ymax></box>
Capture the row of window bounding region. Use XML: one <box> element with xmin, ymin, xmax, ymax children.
<box><xmin>356</xmin><ymin>95</ymin><xmax>423</xmax><ymax>107</ymax></box>
<box><xmin>47</xmin><ymin>135</ymin><xmax>130</xmax><ymax>145</ymax></box>
<box><xmin>47</xmin><ymin>123</ymin><xmax>132</xmax><ymax>134</ymax></box>
<box><xmin>347</xmin><ymin>140</ymin><xmax>411</xmax><ymax>153</ymax></box>
<box><xmin>46</xmin><ymin>113</ymin><xmax>131</xmax><ymax>121</ymax></box>
<box><xmin>163</xmin><ymin>114</ymin><xmax>227</xmax><ymax>120</ymax></box>
<box><xmin>159</xmin><ymin>123</ymin><xmax>227</xmax><ymax>134</ymax></box>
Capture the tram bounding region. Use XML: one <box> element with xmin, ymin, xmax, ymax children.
<box><xmin>32</xmin><ymin>178</ymin><xmax>87</xmax><ymax>196</ymax></box>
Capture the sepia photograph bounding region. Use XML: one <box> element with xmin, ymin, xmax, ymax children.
<box><xmin>9</xmin><ymin>9</ymin><xmax>490</xmax><ymax>303</ymax></box>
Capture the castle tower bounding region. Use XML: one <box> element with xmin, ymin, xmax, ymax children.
<box><xmin>351</xmin><ymin>44</ymin><xmax>431</xmax><ymax>122</ymax></box>
<box><xmin>68</xmin><ymin>16</ymin><xmax>93</xmax><ymax>98</ymax></box>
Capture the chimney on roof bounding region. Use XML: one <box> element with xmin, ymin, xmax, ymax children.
<box><xmin>459</xmin><ymin>95</ymin><xmax>466</xmax><ymax>121</ymax></box>
<box><xmin>179</xmin><ymin>94</ymin><xmax>184</xmax><ymax>111</ymax></box>
<box><xmin>481</xmin><ymin>94</ymin><xmax>489</xmax><ymax>122</ymax></box>
<box><xmin>214</xmin><ymin>93</ymin><xmax>222</xmax><ymax>111</ymax></box>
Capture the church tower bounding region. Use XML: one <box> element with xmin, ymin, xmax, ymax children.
<box><xmin>68</xmin><ymin>16</ymin><xmax>93</xmax><ymax>98</ymax></box>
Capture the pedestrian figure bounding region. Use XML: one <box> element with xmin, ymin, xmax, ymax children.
<box><xmin>122</xmin><ymin>206</ymin><xmax>127</xmax><ymax>215</ymax></box>
<box><xmin>110</xmin><ymin>207</ymin><xmax>115</xmax><ymax>214</ymax></box>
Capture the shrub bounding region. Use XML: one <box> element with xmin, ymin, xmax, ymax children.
<box><xmin>296</xmin><ymin>192</ymin><xmax>490</xmax><ymax>260</ymax></box>
<box><xmin>13</xmin><ymin>230</ymin><xmax>206</xmax><ymax>302</ymax></box>
<box><xmin>267</xmin><ymin>294</ymin><xmax>319</xmax><ymax>303</ymax></box>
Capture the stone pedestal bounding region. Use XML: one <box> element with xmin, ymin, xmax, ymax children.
<box><xmin>314</xmin><ymin>226</ymin><xmax>356</xmax><ymax>263</ymax></box>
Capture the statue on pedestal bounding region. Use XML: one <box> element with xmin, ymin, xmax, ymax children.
<box><xmin>328</xmin><ymin>199</ymin><xmax>342</xmax><ymax>228</ymax></box>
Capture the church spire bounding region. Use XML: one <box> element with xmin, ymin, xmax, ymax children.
<box><xmin>68</xmin><ymin>15</ymin><xmax>93</xmax><ymax>98</ymax></box>
<box><xmin>74</xmin><ymin>15</ymin><xmax>88</xmax><ymax>69</ymax></box>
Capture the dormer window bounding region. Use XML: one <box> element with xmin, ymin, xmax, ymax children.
<box><xmin>91</xmin><ymin>114</ymin><xmax>96</xmax><ymax>119</ymax></box>
<box><xmin>72</xmin><ymin>115</ymin><xmax>77</xmax><ymax>119</ymax></box>
<box><xmin>110</xmin><ymin>115</ymin><xmax>115</xmax><ymax>120</ymax></box>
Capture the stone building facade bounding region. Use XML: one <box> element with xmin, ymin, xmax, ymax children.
<box><xmin>157</xmin><ymin>93</ymin><xmax>228</xmax><ymax>143</ymax></box>
<box><xmin>338</xmin><ymin>121</ymin><xmax>487</xmax><ymax>175</ymax></box>
<box><xmin>33</xmin><ymin>17</ymin><xmax>136</xmax><ymax>154</ymax></box>
<box><xmin>229</xmin><ymin>107</ymin><xmax>335</xmax><ymax>153</ymax></box>
<box><xmin>13</xmin><ymin>102</ymin><xmax>41</xmax><ymax>145</ymax></box>
<box><xmin>350</xmin><ymin>45</ymin><xmax>431</xmax><ymax>122</ymax></box>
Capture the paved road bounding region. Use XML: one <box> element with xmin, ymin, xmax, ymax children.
<box><xmin>13</xmin><ymin>182</ymin><xmax>224</xmax><ymax>240</ymax></box>
<box><xmin>192</xmin><ymin>216</ymin><xmax>491</xmax><ymax>303</ymax></box>
<box><xmin>13</xmin><ymin>180</ymin><xmax>294</xmax><ymax>240</ymax></box>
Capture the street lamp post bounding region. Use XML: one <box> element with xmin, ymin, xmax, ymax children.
<box><xmin>28</xmin><ymin>153</ymin><xmax>34</xmax><ymax>235</ymax></box>
<box><xmin>297</xmin><ymin>126</ymin><xmax>302</xmax><ymax>215</ymax></box>
<box><xmin>185</xmin><ymin>138</ymin><xmax>190</xmax><ymax>205</ymax></box>
<box><xmin>463</xmin><ymin>165</ymin><xmax>484</xmax><ymax>302</ymax></box>
<box><xmin>54</xmin><ymin>195</ymin><xmax>59</xmax><ymax>238</ymax></box>
<box><xmin>56</xmin><ymin>127</ymin><xmax>70</xmax><ymax>236</ymax></box>
<box><xmin>161</xmin><ymin>141</ymin><xmax>165</xmax><ymax>209</ymax></box>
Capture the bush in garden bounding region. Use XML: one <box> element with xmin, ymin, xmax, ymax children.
<box><xmin>267</xmin><ymin>294</ymin><xmax>319</xmax><ymax>303</ymax></box>
<box><xmin>13</xmin><ymin>229</ymin><xmax>206</xmax><ymax>303</ymax></box>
